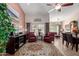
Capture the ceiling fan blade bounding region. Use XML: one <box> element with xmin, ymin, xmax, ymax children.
<box><xmin>48</xmin><ymin>8</ymin><xmax>55</xmax><ymax>13</ymax></box>
<box><xmin>62</xmin><ymin>3</ymin><xmax>73</xmax><ymax>6</ymax></box>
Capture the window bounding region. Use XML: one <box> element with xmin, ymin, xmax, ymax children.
<box><xmin>49</xmin><ymin>22</ymin><xmax>58</xmax><ymax>32</ymax></box>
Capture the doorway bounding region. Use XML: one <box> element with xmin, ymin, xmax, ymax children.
<box><xmin>30</xmin><ymin>23</ymin><xmax>45</xmax><ymax>36</ymax></box>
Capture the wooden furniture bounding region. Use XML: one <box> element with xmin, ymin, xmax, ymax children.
<box><xmin>6</xmin><ymin>33</ymin><xmax>26</xmax><ymax>54</ymax></box>
<box><xmin>62</xmin><ymin>32</ymin><xmax>79</xmax><ymax>52</ymax></box>
<box><xmin>72</xmin><ymin>34</ymin><xmax>79</xmax><ymax>52</ymax></box>
<box><xmin>66</xmin><ymin>33</ymin><xmax>76</xmax><ymax>49</ymax></box>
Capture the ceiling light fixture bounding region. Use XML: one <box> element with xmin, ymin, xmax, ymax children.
<box><xmin>48</xmin><ymin>4</ymin><xmax>62</xmax><ymax>13</ymax></box>
<box><xmin>48</xmin><ymin>8</ymin><xmax>55</xmax><ymax>13</ymax></box>
<box><xmin>55</xmin><ymin>4</ymin><xmax>61</xmax><ymax>10</ymax></box>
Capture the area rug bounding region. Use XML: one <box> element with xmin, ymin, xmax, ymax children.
<box><xmin>14</xmin><ymin>41</ymin><xmax>63</xmax><ymax>56</ymax></box>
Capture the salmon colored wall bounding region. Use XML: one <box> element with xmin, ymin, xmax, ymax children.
<box><xmin>8</xmin><ymin>3</ymin><xmax>26</xmax><ymax>32</ymax></box>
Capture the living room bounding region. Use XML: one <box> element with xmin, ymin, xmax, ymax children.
<box><xmin>0</xmin><ymin>3</ymin><xmax>79</xmax><ymax>56</ymax></box>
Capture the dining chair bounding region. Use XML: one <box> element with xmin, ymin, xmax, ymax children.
<box><xmin>66</xmin><ymin>33</ymin><xmax>76</xmax><ymax>50</ymax></box>
<box><xmin>62</xmin><ymin>33</ymin><xmax>67</xmax><ymax>45</ymax></box>
<box><xmin>72</xmin><ymin>33</ymin><xmax>79</xmax><ymax>52</ymax></box>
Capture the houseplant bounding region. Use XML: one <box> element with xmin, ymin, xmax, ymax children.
<box><xmin>0</xmin><ymin>3</ymin><xmax>15</xmax><ymax>53</ymax></box>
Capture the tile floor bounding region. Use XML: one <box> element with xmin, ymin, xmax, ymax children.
<box><xmin>54</xmin><ymin>37</ymin><xmax>79</xmax><ymax>56</ymax></box>
<box><xmin>14</xmin><ymin>41</ymin><xmax>63</xmax><ymax>56</ymax></box>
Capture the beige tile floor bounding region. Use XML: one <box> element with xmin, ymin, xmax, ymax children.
<box><xmin>14</xmin><ymin>37</ymin><xmax>79</xmax><ymax>56</ymax></box>
<box><xmin>54</xmin><ymin>37</ymin><xmax>79</xmax><ymax>56</ymax></box>
<box><xmin>14</xmin><ymin>41</ymin><xmax>63</xmax><ymax>56</ymax></box>
<box><xmin>2</xmin><ymin>37</ymin><xmax>79</xmax><ymax>56</ymax></box>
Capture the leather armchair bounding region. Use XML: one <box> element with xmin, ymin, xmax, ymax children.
<box><xmin>44</xmin><ymin>36</ymin><xmax>51</xmax><ymax>43</ymax></box>
<box><xmin>44</xmin><ymin>32</ymin><xmax>56</xmax><ymax>43</ymax></box>
<box><xmin>27</xmin><ymin>32</ymin><xmax>36</xmax><ymax>42</ymax></box>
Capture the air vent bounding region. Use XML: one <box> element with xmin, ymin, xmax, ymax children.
<box><xmin>34</xmin><ymin>18</ymin><xmax>41</xmax><ymax>22</ymax></box>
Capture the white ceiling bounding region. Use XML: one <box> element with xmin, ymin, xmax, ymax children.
<box><xmin>19</xmin><ymin>3</ymin><xmax>79</xmax><ymax>15</ymax></box>
<box><xmin>19</xmin><ymin>3</ymin><xmax>54</xmax><ymax>23</ymax></box>
<box><xmin>19</xmin><ymin>3</ymin><xmax>53</xmax><ymax>16</ymax></box>
<box><xmin>50</xmin><ymin>3</ymin><xmax>79</xmax><ymax>22</ymax></box>
<box><xmin>19</xmin><ymin>3</ymin><xmax>79</xmax><ymax>22</ymax></box>
<box><xmin>50</xmin><ymin>3</ymin><xmax>79</xmax><ymax>16</ymax></box>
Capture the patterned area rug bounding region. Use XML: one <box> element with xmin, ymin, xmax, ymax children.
<box><xmin>14</xmin><ymin>41</ymin><xmax>63</xmax><ymax>56</ymax></box>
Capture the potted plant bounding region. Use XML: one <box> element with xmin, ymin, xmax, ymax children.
<box><xmin>0</xmin><ymin>3</ymin><xmax>15</xmax><ymax>53</ymax></box>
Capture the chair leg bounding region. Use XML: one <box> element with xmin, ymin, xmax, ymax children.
<box><xmin>66</xmin><ymin>42</ymin><xmax>67</xmax><ymax>47</ymax></box>
<box><xmin>72</xmin><ymin>44</ymin><xmax>75</xmax><ymax>50</ymax></box>
<box><xmin>66</xmin><ymin>42</ymin><xmax>69</xmax><ymax>48</ymax></box>
<box><xmin>76</xmin><ymin>43</ymin><xmax>78</xmax><ymax>52</ymax></box>
<box><xmin>62</xmin><ymin>39</ymin><xmax>64</xmax><ymax>45</ymax></box>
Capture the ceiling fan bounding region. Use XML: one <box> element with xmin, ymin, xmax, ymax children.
<box><xmin>48</xmin><ymin>3</ymin><xmax>73</xmax><ymax>13</ymax></box>
<box><xmin>61</xmin><ymin>3</ymin><xmax>73</xmax><ymax>6</ymax></box>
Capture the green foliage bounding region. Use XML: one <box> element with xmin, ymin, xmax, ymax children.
<box><xmin>0</xmin><ymin>3</ymin><xmax>15</xmax><ymax>53</ymax></box>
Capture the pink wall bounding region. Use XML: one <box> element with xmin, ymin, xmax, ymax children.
<box><xmin>8</xmin><ymin>3</ymin><xmax>26</xmax><ymax>32</ymax></box>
